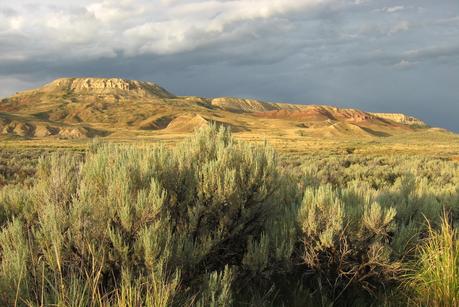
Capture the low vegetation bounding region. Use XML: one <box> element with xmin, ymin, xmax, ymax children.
<box><xmin>406</xmin><ymin>218</ymin><xmax>459</xmax><ymax>306</ymax></box>
<box><xmin>0</xmin><ymin>126</ymin><xmax>458</xmax><ymax>306</ymax></box>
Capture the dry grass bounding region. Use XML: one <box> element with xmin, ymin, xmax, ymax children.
<box><xmin>406</xmin><ymin>217</ymin><xmax>459</xmax><ymax>306</ymax></box>
<box><xmin>2</xmin><ymin>127</ymin><xmax>459</xmax><ymax>160</ymax></box>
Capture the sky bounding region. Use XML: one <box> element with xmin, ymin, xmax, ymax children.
<box><xmin>0</xmin><ymin>0</ymin><xmax>458</xmax><ymax>131</ymax></box>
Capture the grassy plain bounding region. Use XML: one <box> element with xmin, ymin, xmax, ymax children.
<box><xmin>1</xmin><ymin>128</ymin><xmax>458</xmax><ymax>189</ymax></box>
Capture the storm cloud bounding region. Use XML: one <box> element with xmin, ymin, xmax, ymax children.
<box><xmin>1</xmin><ymin>0</ymin><xmax>458</xmax><ymax>131</ymax></box>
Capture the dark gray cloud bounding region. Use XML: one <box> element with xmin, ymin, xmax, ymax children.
<box><xmin>0</xmin><ymin>0</ymin><xmax>458</xmax><ymax>131</ymax></box>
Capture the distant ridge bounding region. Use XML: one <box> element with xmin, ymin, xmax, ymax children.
<box><xmin>0</xmin><ymin>77</ymin><xmax>444</xmax><ymax>139</ymax></box>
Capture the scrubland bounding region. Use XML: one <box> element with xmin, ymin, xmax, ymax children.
<box><xmin>0</xmin><ymin>126</ymin><xmax>458</xmax><ymax>306</ymax></box>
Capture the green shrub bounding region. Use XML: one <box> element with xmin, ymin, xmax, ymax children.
<box><xmin>298</xmin><ymin>185</ymin><xmax>402</xmax><ymax>302</ymax></box>
<box><xmin>0</xmin><ymin>125</ymin><xmax>297</xmax><ymax>306</ymax></box>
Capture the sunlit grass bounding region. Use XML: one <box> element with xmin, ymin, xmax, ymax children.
<box><xmin>406</xmin><ymin>217</ymin><xmax>459</xmax><ymax>306</ymax></box>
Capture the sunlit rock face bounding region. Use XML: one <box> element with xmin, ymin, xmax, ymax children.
<box><xmin>42</xmin><ymin>77</ymin><xmax>176</xmax><ymax>98</ymax></box>
<box><xmin>370</xmin><ymin>113</ymin><xmax>427</xmax><ymax>127</ymax></box>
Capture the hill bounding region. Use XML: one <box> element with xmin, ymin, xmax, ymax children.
<box><xmin>0</xmin><ymin>77</ymin><xmax>445</xmax><ymax>140</ymax></box>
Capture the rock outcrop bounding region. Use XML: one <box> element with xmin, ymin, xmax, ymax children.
<box><xmin>38</xmin><ymin>77</ymin><xmax>175</xmax><ymax>98</ymax></box>
<box><xmin>371</xmin><ymin>113</ymin><xmax>427</xmax><ymax>126</ymax></box>
<box><xmin>211</xmin><ymin>97</ymin><xmax>277</xmax><ymax>112</ymax></box>
<box><xmin>255</xmin><ymin>106</ymin><xmax>379</xmax><ymax>123</ymax></box>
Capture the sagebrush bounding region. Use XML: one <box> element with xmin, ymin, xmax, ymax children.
<box><xmin>0</xmin><ymin>126</ymin><xmax>458</xmax><ymax>306</ymax></box>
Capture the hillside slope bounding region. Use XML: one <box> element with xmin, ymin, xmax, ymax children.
<box><xmin>0</xmin><ymin>77</ymin><xmax>439</xmax><ymax>140</ymax></box>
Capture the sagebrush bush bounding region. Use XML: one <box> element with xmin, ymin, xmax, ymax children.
<box><xmin>298</xmin><ymin>185</ymin><xmax>402</xmax><ymax>302</ymax></box>
<box><xmin>0</xmin><ymin>127</ymin><xmax>458</xmax><ymax>306</ymax></box>
<box><xmin>0</xmin><ymin>126</ymin><xmax>297</xmax><ymax>306</ymax></box>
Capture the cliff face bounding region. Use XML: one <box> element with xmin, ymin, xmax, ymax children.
<box><xmin>38</xmin><ymin>77</ymin><xmax>175</xmax><ymax>98</ymax></box>
<box><xmin>211</xmin><ymin>97</ymin><xmax>277</xmax><ymax>112</ymax></box>
<box><xmin>370</xmin><ymin>113</ymin><xmax>427</xmax><ymax>126</ymax></box>
<box><xmin>256</xmin><ymin>105</ymin><xmax>382</xmax><ymax>122</ymax></box>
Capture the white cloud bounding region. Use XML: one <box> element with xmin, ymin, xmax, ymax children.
<box><xmin>1</xmin><ymin>1</ymin><xmax>458</xmax><ymax>75</ymax></box>
<box><xmin>86</xmin><ymin>0</ymin><xmax>145</xmax><ymax>23</ymax></box>
<box><xmin>393</xmin><ymin>59</ymin><xmax>415</xmax><ymax>69</ymax></box>
<box><xmin>121</xmin><ymin>0</ymin><xmax>332</xmax><ymax>55</ymax></box>
<box><xmin>405</xmin><ymin>45</ymin><xmax>459</xmax><ymax>61</ymax></box>
<box><xmin>388</xmin><ymin>20</ymin><xmax>410</xmax><ymax>35</ymax></box>
<box><xmin>434</xmin><ymin>15</ymin><xmax>459</xmax><ymax>25</ymax></box>
<box><xmin>0</xmin><ymin>0</ymin><xmax>333</xmax><ymax>59</ymax></box>
<box><xmin>8</xmin><ymin>16</ymin><xmax>24</xmax><ymax>31</ymax></box>
<box><xmin>384</xmin><ymin>6</ymin><xmax>404</xmax><ymax>13</ymax></box>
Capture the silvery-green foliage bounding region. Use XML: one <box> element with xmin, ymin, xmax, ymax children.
<box><xmin>299</xmin><ymin>185</ymin><xmax>344</xmax><ymax>264</ymax></box>
<box><xmin>298</xmin><ymin>184</ymin><xmax>401</xmax><ymax>300</ymax></box>
<box><xmin>1</xmin><ymin>126</ymin><xmax>458</xmax><ymax>306</ymax></box>
<box><xmin>0</xmin><ymin>125</ymin><xmax>296</xmax><ymax>306</ymax></box>
<box><xmin>0</xmin><ymin>185</ymin><xmax>32</xmax><ymax>226</ymax></box>
<box><xmin>0</xmin><ymin>219</ymin><xmax>29</xmax><ymax>305</ymax></box>
<box><xmin>196</xmin><ymin>266</ymin><xmax>234</xmax><ymax>307</ymax></box>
